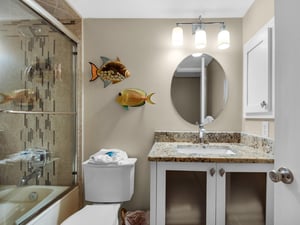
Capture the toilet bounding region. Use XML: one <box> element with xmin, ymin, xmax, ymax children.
<box><xmin>61</xmin><ymin>157</ymin><xmax>137</xmax><ymax>225</ymax></box>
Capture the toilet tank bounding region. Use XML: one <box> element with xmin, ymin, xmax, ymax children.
<box><xmin>82</xmin><ymin>158</ymin><xmax>137</xmax><ymax>203</ymax></box>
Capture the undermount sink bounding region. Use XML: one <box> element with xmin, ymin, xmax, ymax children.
<box><xmin>176</xmin><ymin>144</ymin><xmax>235</xmax><ymax>155</ymax></box>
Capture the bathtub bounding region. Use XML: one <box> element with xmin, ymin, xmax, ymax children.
<box><xmin>0</xmin><ymin>185</ymin><xmax>72</xmax><ymax>225</ymax></box>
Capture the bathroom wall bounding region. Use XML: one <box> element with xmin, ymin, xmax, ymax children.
<box><xmin>242</xmin><ymin>0</ymin><xmax>275</xmax><ymax>138</ymax></box>
<box><xmin>83</xmin><ymin>18</ymin><xmax>242</xmax><ymax>210</ymax></box>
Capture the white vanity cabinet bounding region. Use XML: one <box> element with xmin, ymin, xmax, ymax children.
<box><xmin>243</xmin><ymin>18</ymin><xmax>274</xmax><ymax>118</ymax></box>
<box><xmin>150</xmin><ymin>161</ymin><xmax>273</xmax><ymax>225</ymax></box>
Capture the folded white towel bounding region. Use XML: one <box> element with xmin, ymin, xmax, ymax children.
<box><xmin>88</xmin><ymin>149</ymin><xmax>128</xmax><ymax>165</ymax></box>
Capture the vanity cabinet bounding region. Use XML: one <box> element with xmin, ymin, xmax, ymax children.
<box><xmin>150</xmin><ymin>162</ymin><xmax>273</xmax><ymax>225</ymax></box>
<box><xmin>243</xmin><ymin>18</ymin><xmax>274</xmax><ymax>118</ymax></box>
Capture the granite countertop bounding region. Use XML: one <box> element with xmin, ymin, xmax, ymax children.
<box><xmin>148</xmin><ymin>131</ymin><xmax>274</xmax><ymax>164</ymax></box>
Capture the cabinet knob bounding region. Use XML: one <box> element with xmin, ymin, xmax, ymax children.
<box><xmin>269</xmin><ymin>167</ymin><xmax>294</xmax><ymax>184</ymax></box>
<box><xmin>260</xmin><ymin>100</ymin><xmax>267</xmax><ymax>108</ymax></box>
<box><xmin>219</xmin><ymin>168</ymin><xmax>225</xmax><ymax>177</ymax></box>
<box><xmin>209</xmin><ymin>168</ymin><xmax>216</xmax><ymax>176</ymax></box>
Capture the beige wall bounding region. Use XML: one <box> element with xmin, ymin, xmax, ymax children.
<box><xmin>242</xmin><ymin>0</ymin><xmax>275</xmax><ymax>138</ymax></box>
<box><xmin>83</xmin><ymin>18</ymin><xmax>242</xmax><ymax>210</ymax></box>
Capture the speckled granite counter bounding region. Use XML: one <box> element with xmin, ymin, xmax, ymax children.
<box><xmin>148</xmin><ymin>131</ymin><xmax>274</xmax><ymax>163</ymax></box>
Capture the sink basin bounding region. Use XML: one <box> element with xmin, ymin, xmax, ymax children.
<box><xmin>176</xmin><ymin>144</ymin><xmax>235</xmax><ymax>155</ymax></box>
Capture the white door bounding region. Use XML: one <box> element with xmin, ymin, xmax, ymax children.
<box><xmin>274</xmin><ymin>0</ymin><xmax>300</xmax><ymax>224</ymax></box>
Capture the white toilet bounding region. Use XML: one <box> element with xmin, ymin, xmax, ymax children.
<box><xmin>61</xmin><ymin>157</ymin><xmax>137</xmax><ymax>225</ymax></box>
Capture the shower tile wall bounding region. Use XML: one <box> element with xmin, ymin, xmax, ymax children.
<box><xmin>0</xmin><ymin>20</ymin><xmax>76</xmax><ymax>186</ymax></box>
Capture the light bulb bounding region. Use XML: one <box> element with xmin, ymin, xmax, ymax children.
<box><xmin>172</xmin><ymin>26</ymin><xmax>183</xmax><ymax>46</ymax></box>
<box><xmin>195</xmin><ymin>28</ymin><xmax>206</xmax><ymax>49</ymax></box>
<box><xmin>218</xmin><ymin>26</ymin><xmax>230</xmax><ymax>49</ymax></box>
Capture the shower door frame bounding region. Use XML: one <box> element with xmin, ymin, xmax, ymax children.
<box><xmin>18</xmin><ymin>0</ymin><xmax>81</xmax><ymax>185</ymax></box>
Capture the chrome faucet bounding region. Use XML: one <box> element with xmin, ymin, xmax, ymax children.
<box><xmin>198</xmin><ymin>116</ymin><xmax>214</xmax><ymax>144</ymax></box>
<box><xmin>199</xmin><ymin>124</ymin><xmax>206</xmax><ymax>144</ymax></box>
<box><xmin>18</xmin><ymin>168</ymin><xmax>42</xmax><ymax>186</ymax></box>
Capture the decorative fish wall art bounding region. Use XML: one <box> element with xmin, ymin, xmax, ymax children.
<box><xmin>0</xmin><ymin>89</ymin><xmax>35</xmax><ymax>107</ymax></box>
<box><xmin>89</xmin><ymin>56</ymin><xmax>131</xmax><ymax>88</ymax></box>
<box><xmin>116</xmin><ymin>88</ymin><xmax>155</xmax><ymax>110</ymax></box>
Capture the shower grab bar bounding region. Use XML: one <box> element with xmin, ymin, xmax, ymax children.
<box><xmin>0</xmin><ymin>109</ymin><xmax>76</xmax><ymax>115</ymax></box>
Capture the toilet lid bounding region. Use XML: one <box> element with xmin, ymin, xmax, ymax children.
<box><xmin>61</xmin><ymin>204</ymin><xmax>120</xmax><ymax>225</ymax></box>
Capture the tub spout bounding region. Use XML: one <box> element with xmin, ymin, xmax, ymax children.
<box><xmin>18</xmin><ymin>168</ymin><xmax>42</xmax><ymax>186</ymax></box>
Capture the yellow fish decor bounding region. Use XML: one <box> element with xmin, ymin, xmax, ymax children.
<box><xmin>89</xmin><ymin>56</ymin><xmax>131</xmax><ymax>88</ymax></box>
<box><xmin>116</xmin><ymin>88</ymin><xmax>155</xmax><ymax>110</ymax></box>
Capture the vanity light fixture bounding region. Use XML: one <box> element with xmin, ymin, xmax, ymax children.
<box><xmin>218</xmin><ymin>24</ymin><xmax>230</xmax><ymax>49</ymax></box>
<box><xmin>194</xmin><ymin>24</ymin><xmax>207</xmax><ymax>49</ymax></box>
<box><xmin>171</xmin><ymin>26</ymin><xmax>183</xmax><ymax>46</ymax></box>
<box><xmin>172</xmin><ymin>16</ymin><xmax>230</xmax><ymax>50</ymax></box>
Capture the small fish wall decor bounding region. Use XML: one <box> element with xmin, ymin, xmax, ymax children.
<box><xmin>0</xmin><ymin>89</ymin><xmax>35</xmax><ymax>107</ymax></box>
<box><xmin>89</xmin><ymin>56</ymin><xmax>131</xmax><ymax>88</ymax></box>
<box><xmin>116</xmin><ymin>88</ymin><xmax>155</xmax><ymax>110</ymax></box>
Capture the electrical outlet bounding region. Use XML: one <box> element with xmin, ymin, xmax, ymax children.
<box><xmin>262</xmin><ymin>121</ymin><xmax>269</xmax><ymax>137</ymax></box>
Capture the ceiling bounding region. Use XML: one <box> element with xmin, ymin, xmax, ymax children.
<box><xmin>65</xmin><ymin>0</ymin><xmax>255</xmax><ymax>19</ymax></box>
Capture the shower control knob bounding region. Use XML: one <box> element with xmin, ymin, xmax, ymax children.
<box><xmin>269</xmin><ymin>167</ymin><xmax>294</xmax><ymax>184</ymax></box>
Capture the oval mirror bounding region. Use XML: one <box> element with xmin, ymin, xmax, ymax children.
<box><xmin>171</xmin><ymin>53</ymin><xmax>228</xmax><ymax>125</ymax></box>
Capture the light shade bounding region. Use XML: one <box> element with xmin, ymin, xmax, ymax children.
<box><xmin>217</xmin><ymin>27</ymin><xmax>230</xmax><ymax>49</ymax></box>
<box><xmin>192</xmin><ymin>52</ymin><xmax>203</xmax><ymax>57</ymax></box>
<box><xmin>195</xmin><ymin>28</ymin><xmax>207</xmax><ymax>49</ymax></box>
<box><xmin>172</xmin><ymin>26</ymin><xmax>183</xmax><ymax>46</ymax></box>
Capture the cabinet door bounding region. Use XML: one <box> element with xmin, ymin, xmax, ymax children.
<box><xmin>243</xmin><ymin>19</ymin><xmax>274</xmax><ymax>118</ymax></box>
<box><xmin>216</xmin><ymin>163</ymin><xmax>274</xmax><ymax>225</ymax></box>
<box><xmin>152</xmin><ymin>162</ymin><xmax>216</xmax><ymax>225</ymax></box>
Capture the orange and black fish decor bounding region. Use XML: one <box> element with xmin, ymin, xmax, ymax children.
<box><xmin>89</xmin><ymin>56</ymin><xmax>131</xmax><ymax>88</ymax></box>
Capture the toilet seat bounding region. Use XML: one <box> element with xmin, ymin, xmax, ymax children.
<box><xmin>61</xmin><ymin>204</ymin><xmax>120</xmax><ymax>225</ymax></box>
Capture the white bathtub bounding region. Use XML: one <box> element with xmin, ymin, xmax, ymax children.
<box><xmin>0</xmin><ymin>185</ymin><xmax>74</xmax><ymax>225</ymax></box>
